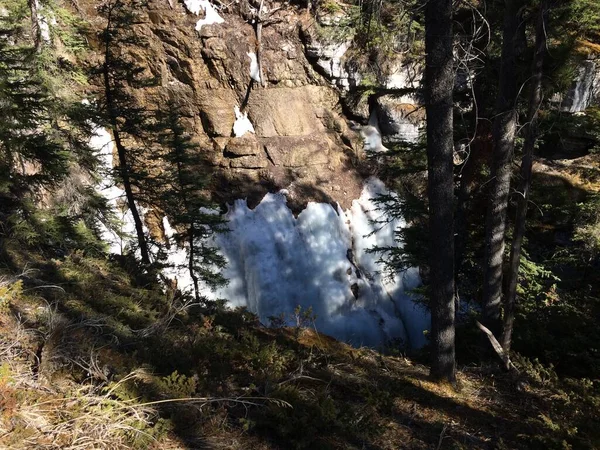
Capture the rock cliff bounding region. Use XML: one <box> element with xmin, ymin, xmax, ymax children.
<box><xmin>82</xmin><ymin>0</ymin><xmax>425</xmax><ymax>210</ymax></box>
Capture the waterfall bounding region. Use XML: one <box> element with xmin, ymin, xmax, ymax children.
<box><xmin>89</xmin><ymin>127</ymin><xmax>429</xmax><ymax>350</ymax></box>
<box><xmin>204</xmin><ymin>178</ymin><xmax>429</xmax><ymax>349</ymax></box>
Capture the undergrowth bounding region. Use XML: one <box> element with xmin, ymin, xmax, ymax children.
<box><xmin>0</xmin><ymin>247</ymin><xmax>599</xmax><ymax>449</ymax></box>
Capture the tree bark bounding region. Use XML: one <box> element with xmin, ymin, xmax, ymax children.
<box><xmin>425</xmin><ymin>0</ymin><xmax>456</xmax><ymax>383</ymax></box>
<box><xmin>482</xmin><ymin>0</ymin><xmax>520</xmax><ymax>329</ymax></box>
<box><xmin>501</xmin><ymin>1</ymin><xmax>548</xmax><ymax>357</ymax></box>
<box><xmin>102</xmin><ymin>5</ymin><xmax>151</xmax><ymax>265</ymax></box>
<box><xmin>28</xmin><ymin>0</ymin><xmax>42</xmax><ymax>52</ymax></box>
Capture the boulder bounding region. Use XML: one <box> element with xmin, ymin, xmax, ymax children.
<box><xmin>198</xmin><ymin>89</ymin><xmax>237</xmax><ymax>137</ymax></box>
<box><xmin>225</xmin><ymin>135</ymin><xmax>261</xmax><ymax>156</ymax></box>
<box><xmin>229</xmin><ymin>154</ymin><xmax>269</xmax><ymax>169</ymax></box>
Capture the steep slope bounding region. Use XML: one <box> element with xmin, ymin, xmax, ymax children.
<box><xmin>1</xmin><ymin>260</ymin><xmax>598</xmax><ymax>449</ymax></box>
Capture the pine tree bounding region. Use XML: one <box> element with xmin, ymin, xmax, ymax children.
<box><xmin>97</xmin><ymin>0</ymin><xmax>154</xmax><ymax>265</ymax></box>
<box><xmin>501</xmin><ymin>0</ymin><xmax>548</xmax><ymax>357</ymax></box>
<box><xmin>0</xmin><ymin>0</ymin><xmax>102</xmax><ymax>256</ymax></box>
<box><xmin>424</xmin><ymin>0</ymin><xmax>456</xmax><ymax>383</ymax></box>
<box><xmin>0</xmin><ymin>6</ymin><xmax>69</xmax><ymax>252</ymax></box>
<box><xmin>152</xmin><ymin>100</ymin><xmax>227</xmax><ymax>301</ymax></box>
<box><xmin>481</xmin><ymin>0</ymin><xmax>521</xmax><ymax>330</ymax></box>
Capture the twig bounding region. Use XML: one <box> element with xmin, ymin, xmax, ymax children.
<box><xmin>475</xmin><ymin>320</ymin><xmax>518</xmax><ymax>371</ymax></box>
<box><xmin>436</xmin><ymin>423</ymin><xmax>448</xmax><ymax>450</ymax></box>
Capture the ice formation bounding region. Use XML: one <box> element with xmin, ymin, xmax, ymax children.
<box><xmin>90</xmin><ymin>126</ymin><xmax>427</xmax><ymax>349</ymax></box>
<box><xmin>247</xmin><ymin>52</ymin><xmax>261</xmax><ymax>83</ymax></box>
<box><xmin>233</xmin><ymin>106</ymin><xmax>255</xmax><ymax>137</ymax></box>
<box><xmin>360</xmin><ymin>125</ymin><xmax>388</xmax><ymax>153</ymax></box>
<box><xmin>183</xmin><ymin>0</ymin><xmax>224</xmax><ymax>31</ymax></box>
<box><xmin>161</xmin><ymin>217</ymin><xmax>195</xmax><ymax>289</ymax></box>
<box><xmin>562</xmin><ymin>60</ymin><xmax>599</xmax><ymax>113</ymax></box>
<box><xmin>163</xmin><ymin>178</ymin><xmax>429</xmax><ymax>349</ymax></box>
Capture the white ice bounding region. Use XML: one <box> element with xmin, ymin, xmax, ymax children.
<box><xmin>360</xmin><ymin>126</ymin><xmax>388</xmax><ymax>154</ymax></box>
<box><xmin>360</xmin><ymin>110</ymin><xmax>388</xmax><ymax>153</ymax></box>
<box><xmin>233</xmin><ymin>106</ymin><xmax>255</xmax><ymax>137</ymax></box>
<box><xmin>247</xmin><ymin>52</ymin><xmax>261</xmax><ymax>83</ymax></box>
<box><xmin>183</xmin><ymin>0</ymin><xmax>224</xmax><ymax>31</ymax></box>
<box><xmin>161</xmin><ymin>216</ymin><xmax>195</xmax><ymax>293</ymax></box>
<box><xmin>89</xmin><ymin>124</ymin><xmax>428</xmax><ymax>348</ymax></box>
<box><xmin>180</xmin><ymin>178</ymin><xmax>430</xmax><ymax>349</ymax></box>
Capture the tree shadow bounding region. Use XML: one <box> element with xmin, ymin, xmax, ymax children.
<box><xmin>7</xmin><ymin>246</ymin><xmax>587</xmax><ymax>449</ymax></box>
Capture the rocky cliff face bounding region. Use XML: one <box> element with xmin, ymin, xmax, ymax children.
<box><xmin>82</xmin><ymin>0</ymin><xmax>424</xmax><ymax>210</ymax></box>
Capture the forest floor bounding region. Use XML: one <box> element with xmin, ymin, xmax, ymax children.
<box><xmin>1</xmin><ymin>244</ymin><xmax>599</xmax><ymax>450</ymax></box>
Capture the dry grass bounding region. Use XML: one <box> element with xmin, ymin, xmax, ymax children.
<box><xmin>0</xmin><ymin>303</ymin><xmax>163</xmax><ymax>449</ymax></box>
<box><xmin>1</xmin><ymin>261</ymin><xmax>598</xmax><ymax>449</ymax></box>
<box><xmin>575</xmin><ymin>39</ymin><xmax>600</xmax><ymax>56</ymax></box>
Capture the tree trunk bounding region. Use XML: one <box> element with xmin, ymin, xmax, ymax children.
<box><xmin>501</xmin><ymin>1</ymin><xmax>548</xmax><ymax>357</ymax></box>
<box><xmin>28</xmin><ymin>0</ymin><xmax>42</xmax><ymax>52</ymax></box>
<box><xmin>454</xmin><ymin>120</ymin><xmax>491</xmax><ymax>276</ymax></box>
<box><xmin>102</xmin><ymin>8</ymin><xmax>151</xmax><ymax>266</ymax></box>
<box><xmin>425</xmin><ymin>0</ymin><xmax>456</xmax><ymax>383</ymax></box>
<box><xmin>172</xmin><ymin>134</ymin><xmax>201</xmax><ymax>303</ymax></box>
<box><xmin>482</xmin><ymin>0</ymin><xmax>520</xmax><ymax>329</ymax></box>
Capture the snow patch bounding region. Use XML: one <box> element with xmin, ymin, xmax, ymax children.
<box><xmin>183</xmin><ymin>0</ymin><xmax>224</xmax><ymax>31</ymax></box>
<box><xmin>161</xmin><ymin>217</ymin><xmax>195</xmax><ymax>292</ymax></box>
<box><xmin>247</xmin><ymin>52</ymin><xmax>261</xmax><ymax>83</ymax></box>
<box><xmin>88</xmin><ymin>127</ymin><xmax>138</xmax><ymax>255</ymax></box>
<box><xmin>232</xmin><ymin>106</ymin><xmax>255</xmax><ymax>137</ymax></box>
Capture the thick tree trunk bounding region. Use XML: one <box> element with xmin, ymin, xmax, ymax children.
<box><xmin>482</xmin><ymin>0</ymin><xmax>520</xmax><ymax>329</ymax></box>
<box><xmin>425</xmin><ymin>0</ymin><xmax>456</xmax><ymax>383</ymax></box>
<box><xmin>102</xmin><ymin>9</ymin><xmax>150</xmax><ymax>266</ymax></box>
<box><xmin>501</xmin><ymin>1</ymin><xmax>548</xmax><ymax>357</ymax></box>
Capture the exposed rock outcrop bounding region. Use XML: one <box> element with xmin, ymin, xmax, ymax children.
<box><xmin>84</xmin><ymin>0</ymin><xmax>372</xmax><ymax>209</ymax></box>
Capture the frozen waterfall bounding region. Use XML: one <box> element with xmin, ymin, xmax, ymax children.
<box><xmin>89</xmin><ymin>127</ymin><xmax>429</xmax><ymax>350</ymax></box>
<box><xmin>204</xmin><ymin>178</ymin><xmax>429</xmax><ymax>349</ymax></box>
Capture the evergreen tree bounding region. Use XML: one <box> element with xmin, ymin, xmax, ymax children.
<box><xmin>481</xmin><ymin>0</ymin><xmax>521</xmax><ymax>330</ymax></box>
<box><xmin>0</xmin><ymin>4</ymin><xmax>68</xmax><ymax>255</ymax></box>
<box><xmin>152</xmin><ymin>101</ymin><xmax>227</xmax><ymax>301</ymax></box>
<box><xmin>501</xmin><ymin>0</ymin><xmax>549</xmax><ymax>357</ymax></box>
<box><xmin>0</xmin><ymin>0</ymin><xmax>103</xmax><ymax>257</ymax></box>
<box><xmin>424</xmin><ymin>0</ymin><xmax>456</xmax><ymax>383</ymax></box>
<box><xmin>97</xmin><ymin>0</ymin><xmax>154</xmax><ymax>265</ymax></box>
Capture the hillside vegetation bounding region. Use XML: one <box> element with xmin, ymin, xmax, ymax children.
<box><xmin>1</xmin><ymin>0</ymin><xmax>600</xmax><ymax>448</ymax></box>
<box><xmin>1</xmin><ymin>250</ymin><xmax>599</xmax><ymax>449</ymax></box>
